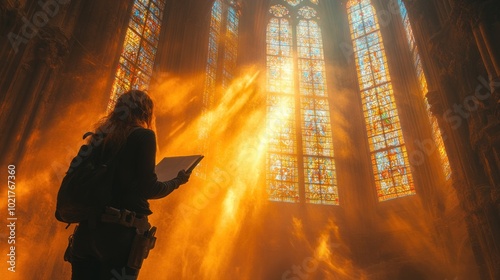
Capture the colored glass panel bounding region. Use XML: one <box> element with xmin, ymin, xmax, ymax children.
<box><xmin>267</xmin><ymin>2</ymin><xmax>338</xmax><ymax>205</ymax></box>
<box><xmin>298</xmin><ymin>6</ymin><xmax>317</xmax><ymax>19</ymax></box>
<box><xmin>267</xmin><ymin>15</ymin><xmax>299</xmax><ymax>203</ymax></box>
<box><xmin>203</xmin><ymin>0</ymin><xmax>240</xmax><ymax>106</ymax></box>
<box><xmin>398</xmin><ymin>0</ymin><xmax>451</xmax><ymax>180</ymax></box>
<box><xmin>297</xmin><ymin>19</ymin><xmax>337</xmax><ymax>204</ymax></box>
<box><xmin>222</xmin><ymin>5</ymin><xmax>240</xmax><ymax>88</ymax></box>
<box><xmin>199</xmin><ymin>0</ymin><xmax>241</xmax><ymax>177</ymax></box>
<box><xmin>270</xmin><ymin>4</ymin><xmax>289</xmax><ymax>17</ymax></box>
<box><xmin>108</xmin><ymin>0</ymin><xmax>165</xmax><ymax>111</ymax></box>
<box><xmin>203</xmin><ymin>0</ymin><xmax>223</xmax><ymax>111</ymax></box>
<box><xmin>348</xmin><ymin>0</ymin><xmax>415</xmax><ymax>201</ymax></box>
<box><xmin>286</xmin><ymin>0</ymin><xmax>301</xmax><ymax>6</ymax></box>
<box><xmin>267</xmin><ymin>154</ymin><xmax>300</xmax><ymax>203</ymax></box>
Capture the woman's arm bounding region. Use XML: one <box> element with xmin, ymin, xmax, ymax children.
<box><xmin>135</xmin><ymin>129</ymin><xmax>187</xmax><ymax>199</ymax></box>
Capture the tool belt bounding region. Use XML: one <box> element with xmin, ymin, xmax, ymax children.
<box><xmin>101</xmin><ymin>206</ymin><xmax>151</xmax><ymax>233</ymax></box>
<box><xmin>101</xmin><ymin>206</ymin><xmax>157</xmax><ymax>270</ymax></box>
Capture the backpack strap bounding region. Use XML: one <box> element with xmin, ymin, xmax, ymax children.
<box><xmin>128</xmin><ymin>126</ymin><xmax>142</xmax><ymax>135</ymax></box>
<box><xmin>84</xmin><ymin>126</ymin><xmax>143</xmax><ymax>164</ymax></box>
<box><xmin>83</xmin><ymin>131</ymin><xmax>94</xmax><ymax>140</ymax></box>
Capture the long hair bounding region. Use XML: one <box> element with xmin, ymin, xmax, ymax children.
<box><xmin>90</xmin><ymin>90</ymin><xmax>154</xmax><ymax>154</ymax></box>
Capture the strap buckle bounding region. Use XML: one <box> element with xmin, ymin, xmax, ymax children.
<box><xmin>119</xmin><ymin>208</ymin><xmax>136</xmax><ymax>227</ymax></box>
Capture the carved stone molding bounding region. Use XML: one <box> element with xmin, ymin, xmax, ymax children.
<box><xmin>428</xmin><ymin>28</ymin><xmax>459</xmax><ymax>75</ymax></box>
<box><xmin>1</xmin><ymin>0</ymin><xmax>23</xmax><ymax>10</ymax></box>
<box><xmin>0</xmin><ymin>1</ymin><xmax>22</xmax><ymax>35</ymax></box>
<box><xmin>453</xmin><ymin>177</ymin><xmax>469</xmax><ymax>195</ymax></box>
<box><xmin>472</xmin><ymin>120</ymin><xmax>500</xmax><ymax>191</ymax></box>
<box><xmin>459</xmin><ymin>184</ymin><xmax>492</xmax><ymax>216</ymax></box>
<box><xmin>425</xmin><ymin>90</ymin><xmax>445</xmax><ymax>117</ymax></box>
<box><xmin>470</xmin><ymin>110</ymin><xmax>500</xmax><ymax>148</ymax></box>
<box><xmin>34</xmin><ymin>26</ymin><xmax>69</xmax><ymax>68</ymax></box>
<box><xmin>475</xmin><ymin>184</ymin><xmax>493</xmax><ymax>211</ymax></box>
<box><xmin>435</xmin><ymin>70</ymin><xmax>460</xmax><ymax>106</ymax></box>
<box><xmin>448</xmin><ymin>1</ymin><xmax>472</xmax><ymax>30</ymax></box>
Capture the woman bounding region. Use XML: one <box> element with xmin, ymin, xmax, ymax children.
<box><xmin>69</xmin><ymin>90</ymin><xmax>190</xmax><ymax>279</ymax></box>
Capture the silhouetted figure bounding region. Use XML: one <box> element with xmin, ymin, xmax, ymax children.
<box><xmin>67</xmin><ymin>90</ymin><xmax>190</xmax><ymax>280</ymax></box>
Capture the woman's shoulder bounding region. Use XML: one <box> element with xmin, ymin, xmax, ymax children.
<box><xmin>130</xmin><ymin>127</ymin><xmax>154</xmax><ymax>135</ymax></box>
<box><xmin>128</xmin><ymin>127</ymin><xmax>156</xmax><ymax>141</ymax></box>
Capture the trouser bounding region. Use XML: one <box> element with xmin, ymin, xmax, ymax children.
<box><xmin>70</xmin><ymin>220</ymin><xmax>139</xmax><ymax>280</ymax></box>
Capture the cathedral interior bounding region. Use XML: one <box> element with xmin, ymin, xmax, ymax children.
<box><xmin>1</xmin><ymin>0</ymin><xmax>500</xmax><ymax>279</ymax></box>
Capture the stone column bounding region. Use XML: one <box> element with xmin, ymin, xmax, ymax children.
<box><xmin>472</xmin><ymin>22</ymin><xmax>496</xmax><ymax>80</ymax></box>
<box><xmin>475</xmin><ymin>1</ymin><xmax>500</xmax><ymax>78</ymax></box>
<box><xmin>10</xmin><ymin>26</ymin><xmax>69</xmax><ymax>161</ymax></box>
<box><xmin>404</xmin><ymin>0</ymin><xmax>500</xmax><ymax>278</ymax></box>
<box><xmin>467</xmin><ymin>0</ymin><xmax>500</xmax><ymax>227</ymax></box>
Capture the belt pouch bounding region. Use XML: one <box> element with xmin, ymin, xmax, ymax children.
<box><xmin>64</xmin><ymin>226</ymin><xmax>77</xmax><ymax>263</ymax></box>
<box><xmin>127</xmin><ymin>226</ymin><xmax>157</xmax><ymax>269</ymax></box>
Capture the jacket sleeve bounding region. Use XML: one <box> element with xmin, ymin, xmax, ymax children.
<box><xmin>135</xmin><ymin>129</ymin><xmax>182</xmax><ymax>199</ymax></box>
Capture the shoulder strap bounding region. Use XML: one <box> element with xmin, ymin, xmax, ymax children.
<box><xmin>128</xmin><ymin>126</ymin><xmax>142</xmax><ymax>136</ymax></box>
<box><xmin>83</xmin><ymin>131</ymin><xmax>94</xmax><ymax>140</ymax></box>
<box><xmin>104</xmin><ymin>126</ymin><xmax>143</xmax><ymax>164</ymax></box>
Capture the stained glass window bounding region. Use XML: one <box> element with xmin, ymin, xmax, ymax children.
<box><xmin>204</xmin><ymin>0</ymin><xmax>223</xmax><ymax>112</ymax></box>
<box><xmin>347</xmin><ymin>0</ymin><xmax>415</xmax><ymax>201</ymax></box>
<box><xmin>397</xmin><ymin>0</ymin><xmax>451</xmax><ymax>180</ymax></box>
<box><xmin>203</xmin><ymin>0</ymin><xmax>240</xmax><ymax>104</ymax></box>
<box><xmin>222</xmin><ymin>5</ymin><xmax>239</xmax><ymax>88</ymax></box>
<box><xmin>199</xmin><ymin>0</ymin><xmax>241</xmax><ymax>175</ymax></box>
<box><xmin>286</xmin><ymin>0</ymin><xmax>301</xmax><ymax>6</ymax></box>
<box><xmin>267</xmin><ymin>1</ymin><xmax>338</xmax><ymax>205</ymax></box>
<box><xmin>267</xmin><ymin>13</ymin><xmax>299</xmax><ymax>203</ymax></box>
<box><xmin>298</xmin><ymin>6</ymin><xmax>317</xmax><ymax>19</ymax></box>
<box><xmin>270</xmin><ymin>4</ymin><xmax>290</xmax><ymax>17</ymax></box>
<box><xmin>108</xmin><ymin>0</ymin><xmax>166</xmax><ymax>111</ymax></box>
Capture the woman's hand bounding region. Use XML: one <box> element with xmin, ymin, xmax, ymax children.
<box><xmin>176</xmin><ymin>169</ymin><xmax>191</xmax><ymax>184</ymax></box>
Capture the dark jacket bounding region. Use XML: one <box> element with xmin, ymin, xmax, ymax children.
<box><xmin>100</xmin><ymin>128</ymin><xmax>179</xmax><ymax>215</ymax></box>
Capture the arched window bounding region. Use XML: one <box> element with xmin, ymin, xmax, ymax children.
<box><xmin>397</xmin><ymin>0</ymin><xmax>451</xmax><ymax>180</ymax></box>
<box><xmin>347</xmin><ymin>0</ymin><xmax>415</xmax><ymax>201</ymax></box>
<box><xmin>222</xmin><ymin>2</ymin><xmax>240</xmax><ymax>88</ymax></box>
<box><xmin>108</xmin><ymin>0</ymin><xmax>166</xmax><ymax>110</ymax></box>
<box><xmin>199</xmin><ymin>0</ymin><xmax>241</xmax><ymax>173</ymax></box>
<box><xmin>203</xmin><ymin>0</ymin><xmax>240</xmax><ymax>107</ymax></box>
<box><xmin>267</xmin><ymin>0</ymin><xmax>338</xmax><ymax>205</ymax></box>
<box><xmin>204</xmin><ymin>0</ymin><xmax>223</xmax><ymax>111</ymax></box>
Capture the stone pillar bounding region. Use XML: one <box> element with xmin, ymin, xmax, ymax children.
<box><xmin>471</xmin><ymin>0</ymin><xmax>500</xmax><ymax>101</ymax></box>
<box><xmin>472</xmin><ymin>23</ymin><xmax>496</xmax><ymax>80</ymax></box>
<box><xmin>476</xmin><ymin>1</ymin><xmax>500</xmax><ymax>78</ymax></box>
<box><xmin>404</xmin><ymin>1</ymin><xmax>500</xmax><ymax>278</ymax></box>
<box><xmin>467</xmin><ymin>0</ymin><xmax>500</xmax><ymax>227</ymax></box>
<box><xmin>9</xmin><ymin>26</ymin><xmax>69</xmax><ymax>162</ymax></box>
